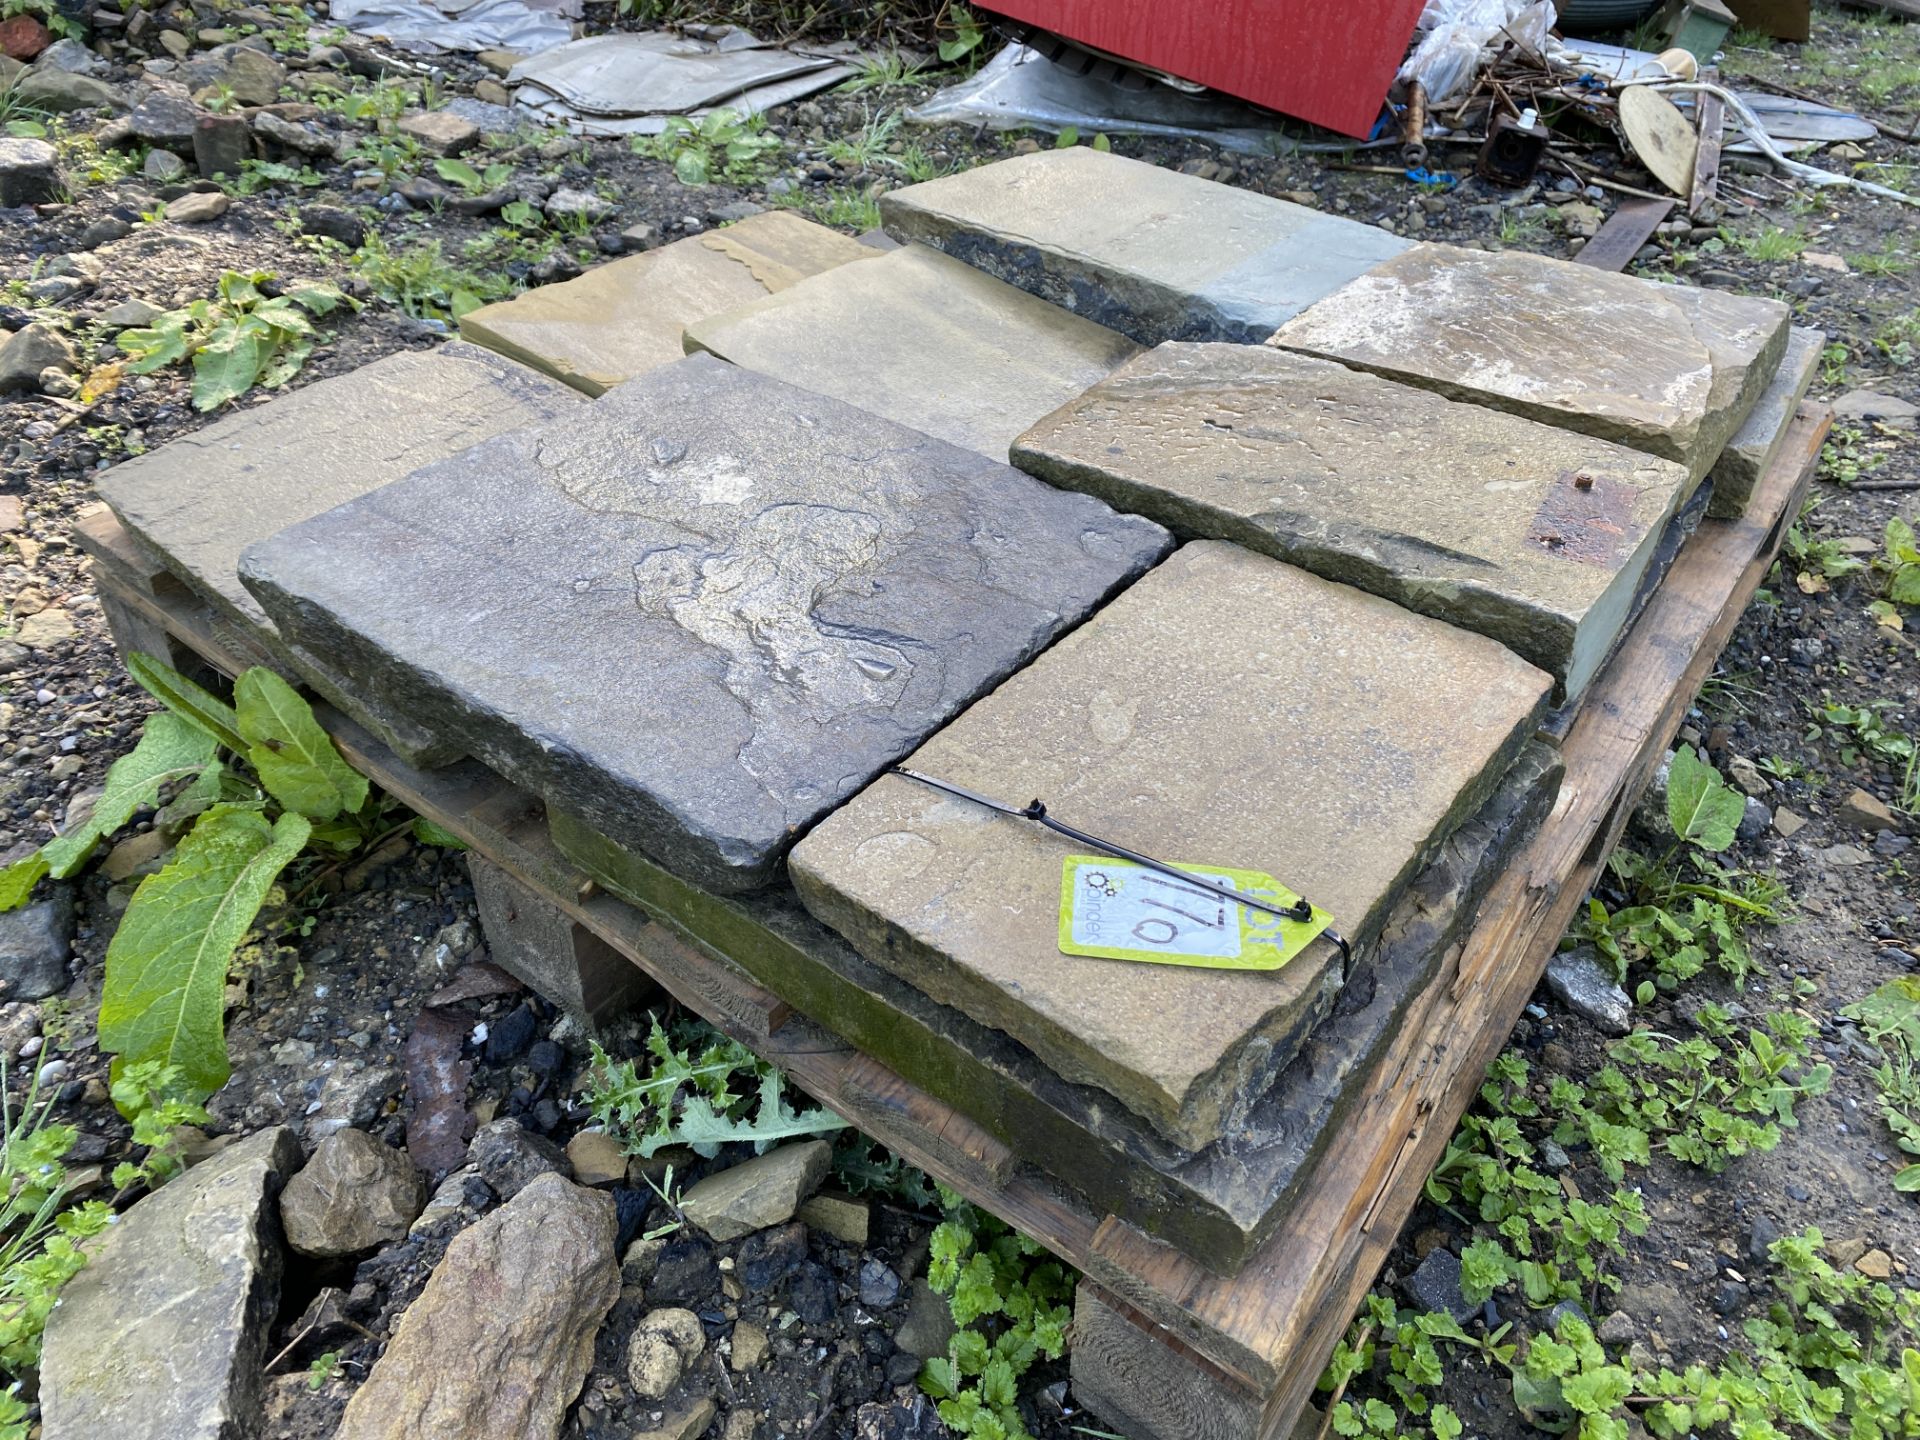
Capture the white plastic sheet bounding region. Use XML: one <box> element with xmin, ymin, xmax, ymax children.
<box><xmin>1399</xmin><ymin>0</ymin><xmax>1557</xmax><ymax>104</ymax></box>
<box><xmin>328</xmin><ymin>0</ymin><xmax>577</xmax><ymax>56</ymax></box>
<box><xmin>907</xmin><ymin>45</ymin><xmax>1289</xmax><ymax>154</ymax></box>
<box><xmin>509</xmin><ymin>29</ymin><xmax>860</xmax><ymax>136</ymax></box>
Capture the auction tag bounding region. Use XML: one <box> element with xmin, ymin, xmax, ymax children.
<box><xmin>1056</xmin><ymin>855</ymin><xmax>1333</xmax><ymax>971</ymax></box>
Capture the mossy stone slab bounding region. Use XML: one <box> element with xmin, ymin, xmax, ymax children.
<box><xmin>550</xmin><ymin>737</ymin><xmax>1559</xmax><ymax>1271</ymax></box>
<box><xmin>240</xmin><ymin>354</ymin><xmax>1169</xmax><ymax>894</ymax></box>
<box><xmin>1708</xmin><ymin>326</ymin><xmax>1822</xmax><ymax>519</ymax></box>
<box><xmin>458</xmin><ymin>211</ymin><xmax>880</xmax><ymax>396</ymax></box>
<box><xmin>1013</xmin><ymin>342</ymin><xmax>1695</xmax><ymax>700</ymax></box>
<box><xmin>789</xmin><ymin>542</ymin><xmax>1552</xmax><ymax>1148</ymax></box>
<box><xmin>1271</xmin><ymin>243</ymin><xmax>1791</xmax><ymax>481</ymax></box>
<box><xmin>685</xmin><ymin>242</ymin><xmax>1141</xmax><ymax>460</ymax></box>
<box><xmin>878</xmin><ymin>148</ymin><xmax>1412</xmax><ymax>346</ymax></box>
<box><xmin>94</xmin><ymin>342</ymin><xmax>581</xmax><ymax>764</ymax></box>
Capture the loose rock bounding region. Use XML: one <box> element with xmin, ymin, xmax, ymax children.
<box><xmin>0</xmin><ymin>136</ymin><xmax>60</xmax><ymax>206</ymax></box>
<box><xmin>465</xmin><ymin>1116</ymin><xmax>569</xmax><ymax>1200</ymax></box>
<box><xmin>680</xmin><ymin>1140</ymin><xmax>831</xmax><ymax>1242</ymax></box>
<box><xmin>0</xmin><ymin>322</ymin><xmax>76</xmax><ymax>394</ymax></box>
<box><xmin>565</xmin><ymin>1129</ymin><xmax>628</xmax><ymax>1187</ymax></box>
<box><xmin>165</xmin><ymin>190</ymin><xmax>230</xmax><ymax>225</ymax></box>
<box><xmin>1544</xmin><ymin>946</ymin><xmax>1634</xmax><ymax>1036</ymax></box>
<box><xmin>334</xmin><ymin>1173</ymin><xmax>618</xmax><ymax>1440</ymax></box>
<box><xmin>279</xmin><ymin>1128</ymin><xmax>425</xmax><ymax>1257</ymax></box>
<box><xmin>1839</xmin><ymin>789</ymin><xmax>1897</xmax><ymax>833</ymax></box>
<box><xmin>40</xmin><ymin>1128</ymin><xmax>302</xmax><ymax>1440</ymax></box>
<box><xmin>626</xmin><ymin>1306</ymin><xmax>706</xmax><ymax>1399</ymax></box>
<box><xmin>0</xmin><ymin>883</ymin><xmax>73</xmax><ymax>1001</ymax></box>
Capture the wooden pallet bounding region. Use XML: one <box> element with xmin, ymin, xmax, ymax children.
<box><xmin>72</xmin><ymin>402</ymin><xmax>1825</xmax><ymax>1440</ymax></box>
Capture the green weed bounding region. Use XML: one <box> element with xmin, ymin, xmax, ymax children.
<box><xmin>632</xmin><ymin>108</ymin><xmax>781</xmax><ymax>186</ymax></box>
<box><xmin>920</xmin><ymin>1190</ymin><xmax>1073</xmax><ymax>1440</ymax></box>
<box><xmin>775</xmin><ymin>182</ymin><xmax>884</xmax><ymax>231</ymax></box>
<box><xmin>0</xmin><ymin>657</ymin><xmax>392</xmax><ymax>1099</ymax></box>
<box><xmin>115</xmin><ymin>270</ymin><xmax>356</xmax><ymax>411</ymax></box>
<box><xmin>840</xmin><ymin>51</ymin><xmax>930</xmax><ymax>94</ymax></box>
<box><xmin>824</xmin><ymin>107</ymin><xmax>902</xmax><ymax>171</ymax></box>
<box><xmin>1845</xmin><ymin>978</ymin><xmax>1920</xmax><ymax>1190</ymax></box>
<box><xmin>1721</xmin><ymin>224</ymin><xmax>1806</xmax><ymax>262</ymax></box>
<box><xmin>582</xmin><ymin>1018</ymin><xmax>845</xmax><ymax>1158</ymax></box>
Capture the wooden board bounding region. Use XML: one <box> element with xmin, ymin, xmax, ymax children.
<box><xmin>1690</xmin><ymin>80</ymin><xmax>1725</xmax><ymax>219</ymax></box>
<box><xmin>75</xmin><ymin>403</ymin><xmax>1824</xmax><ymax>1439</ymax></box>
<box><xmin>1574</xmin><ymin>196</ymin><xmax>1673</xmax><ymax>272</ymax></box>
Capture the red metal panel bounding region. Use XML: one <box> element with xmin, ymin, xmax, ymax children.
<box><xmin>982</xmin><ymin>0</ymin><xmax>1429</xmax><ymax>140</ymax></box>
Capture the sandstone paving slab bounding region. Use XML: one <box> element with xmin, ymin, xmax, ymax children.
<box><xmin>684</xmin><ymin>242</ymin><xmax>1142</xmax><ymax>460</ymax></box>
<box><xmin>458</xmin><ymin>210</ymin><xmax>880</xmax><ymax>395</ymax></box>
<box><xmin>94</xmin><ymin>341</ymin><xmax>581</xmax><ymax>764</ymax></box>
<box><xmin>40</xmin><ymin>1127</ymin><xmax>302</xmax><ymax>1440</ymax></box>
<box><xmin>877</xmin><ymin>147</ymin><xmax>1412</xmax><ymax>346</ymax></box>
<box><xmin>550</xmin><ymin>738</ymin><xmax>1559</xmax><ymax>1270</ymax></box>
<box><xmin>240</xmin><ymin>354</ymin><xmax>1171</xmax><ymax>894</ymax></box>
<box><xmin>1708</xmin><ymin>325</ymin><xmax>1822</xmax><ymax>518</ymax></box>
<box><xmin>1013</xmin><ymin>342</ymin><xmax>1696</xmax><ymax>700</ymax></box>
<box><xmin>788</xmin><ymin>541</ymin><xmax>1553</xmax><ymax>1148</ymax></box>
<box><xmin>1270</xmin><ymin>243</ymin><xmax>1792</xmax><ymax>480</ymax></box>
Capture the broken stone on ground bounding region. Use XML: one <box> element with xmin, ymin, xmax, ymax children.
<box><xmin>1271</xmin><ymin>242</ymin><xmax>1792</xmax><ymax>479</ymax></box>
<box><xmin>1013</xmin><ymin>341</ymin><xmax>1695</xmax><ymax>698</ymax></box>
<box><xmin>40</xmin><ymin>1127</ymin><xmax>302</xmax><ymax>1440</ymax></box>
<box><xmin>685</xmin><ymin>241</ymin><xmax>1141</xmax><ymax>460</ymax></box>
<box><xmin>332</xmin><ymin>1172</ymin><xmax>619</xmax><ymax>1440</ymax></box>
<box><xmin>458</xmin><ymin>209</ymin><xmax>880</xmax><ymax>395</ymax></box>
<box><xmin>790</xmin><ymin>541</ymin><xmax>1551</xmax><ymax>1148</ymax></box>
<box><xmin>239</xmin><ymin>353</ymin><xmax>1169</xmax><ymax>894</ymax></box>
<box><xmin>879</xmin><ymin>146</ymin><xmax>1412</xmax><ymax>345</ymax></box>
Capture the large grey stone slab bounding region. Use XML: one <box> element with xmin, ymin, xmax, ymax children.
<box><xmin>95</xmin><ymin>341</ymin><xmax>581</xmax><ymax>765</ymax></box>
<box><xmin>1014</xmin><ymin>342</ymin><xmax>1695</xmax><ymax>700</ymax></box>
<box><xmin>1271</xmin><ymin>244</ymin><xmax>1792</xmax><ymax>480</ymax></box>
<box><xmin>41</xmin><ymin>1127</ymin><xmax>302</xmax><ymax>1440</ymax></box>
<box><xmin>684</xmin><ymin>242</ymin><xmax>1141</xmax><ymax>460</ymax></box>
<box><xmin>1708</xmin><ymin>325</ymin><xmax>1822</xmax><ymax>518</ymax></box>
<box><xmin>789</xmin><ymin>541</ymin><xmax>1551</xmax><ymax>1147</ymax></box>
<box><xmin>459</xmin><ymin>210</ymin><xmax>880</xmax><ymax>396</ymax></box>
<box><xmin>552</xmin><ymin>737</ymin><xmax>1559</xmax><ymax>1270</ymax></box>
<box><xmin>240</xmin><ymin>354</ymin><xmax>1170</xmax><ymax>894</ymax></box>
<box><xmin>877</xmin><ymin>148</ymin><xmax>1412</xmax><ymax>346</ymax></box>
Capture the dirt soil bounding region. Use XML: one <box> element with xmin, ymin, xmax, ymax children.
<box><xmin>1</xmin><ymin>2</ymin><xmax>1917</xmax><ymax>1439</ymax></box>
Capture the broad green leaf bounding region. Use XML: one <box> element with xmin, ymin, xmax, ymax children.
<box><xmin>155</xmin><ymin>761</ymin><xmax>227</xmax><ymax>831</ymax></box>
<box><xmin>0</xmin><ymin>855</ymin><xmax>49</xmax><ymax>912</ymax></box>
<box><xmin>283</xmin><ymin>280</ymin><xmax>354</xmax><ymax>316</ymax></box>
<box><xmin>191</xmin><ymin>325</ymin><xmax>266</xmax><ymax>410</ymax></box>
<box><xmin>1897</xmin><ymin>1162</ymin><xmax>1920</xmax><ymax>1191</ymax></box>
<box><xmin>1666</xmin><ymin>745</ymin><xmax>1744</xmax><ymax>853</ymax></box>
<box><xmin>412</xmin><ymin>817</ymin><xmax>467</xmax><ymax>850</ymax></box>
<box><xmin>234</xmin><ymin>669</ymin><xmax>368</xmax><ymax>821</ymax></box>
<box><xmin>673</xmin><ymin>149</ymin><xmax>710</xmax><ymax>186</ymax></box>
<box><xmin>99</xmin><ymin>806</ymin><xmax>312</xmax><ymax>1096</ymax></box>
<box><xmin>119</xmin><ymin>314</ymin><xmax>192</xmax><ymax>373</ymax></box>
<box><xmin>0</xmin><ymin>714</ymin><xmax>219</xmax><ymax>911</ymax></box>
<box><xmin>434</xmin><ymin>157</ymin><xmax>483</xmax><ymax>190</ymax></box>
<box><xmin>41</xmin><ymin>713</ymin><xmax>218</xmax><ymax>879</ymax></box>
<box><xmin>128</xmin><ymin>653</ymin><xmax>247</xmax><ymax>753</ymax></box>
<box><xmin>1889</xmin><ymin>567</ymin><xmax>1920</xmax><ymax>607</ymax></box>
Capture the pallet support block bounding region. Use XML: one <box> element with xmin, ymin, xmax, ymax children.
<box><xmin>468</xmin><ymin>850</ymin><xmax>657</xmax><ymax>1023</ymax></box>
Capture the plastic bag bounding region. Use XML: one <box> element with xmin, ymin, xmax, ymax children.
<box><xmin>908</xmin><ymin>44</ymin><xmax>1289</xmax><ymax>154</ymax></box>
<box><xmin>1399</xmin><ymin>0</ymin><xmax>1557</xmax><ymax>104</ymax></box>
